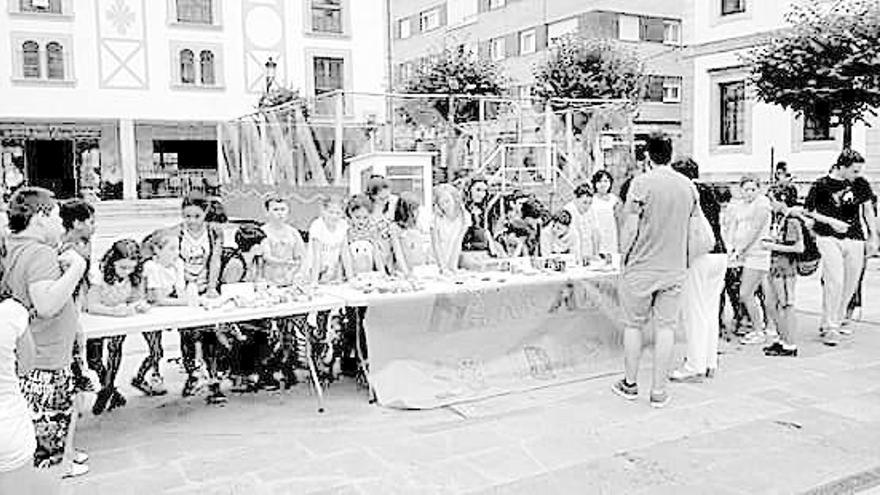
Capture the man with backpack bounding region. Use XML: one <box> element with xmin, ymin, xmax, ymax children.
<box><xmin>804</xmin><ymin>150</ymin><xmax>878</xmax><ymax>346</ymax></box>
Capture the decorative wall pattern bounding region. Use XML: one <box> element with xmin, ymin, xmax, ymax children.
<box><xmin>241</xmin><ymin>0</ymin><xmax>286</xmax><ymax>93</ymax></box>
<box><xmin>96</xmin><ymin>0</ymin><xmax>148</xmax><ymax>89</ymax></box>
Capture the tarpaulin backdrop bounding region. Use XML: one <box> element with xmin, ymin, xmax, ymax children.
<box><xmin>363</xmin><ymin>274</ymin><xmax>626</xmax><ymax>409</ymax></box>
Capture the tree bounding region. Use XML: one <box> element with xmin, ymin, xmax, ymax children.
<box><xmin>744</xmin><ymin>0</ymin><xmax>880</xmax><ymax>149</ymax></box>
<box><xmin>532</xmin><ymin>35</ymin><xmax>647</xmax><ymax>106</ymax></box>
<box><xmin>399</xmin><ymin>46</ymin><xmax>509</xmax><ymax>124</ymax></box>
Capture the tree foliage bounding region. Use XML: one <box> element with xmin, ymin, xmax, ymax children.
<box><xmin>744</xmin><ymin>0</ymin><xmax>880</xmax><ymax>148</ymax></box>
<box><xmin>532</xmin><ymin>35</ymin><xmax>647</xmax><ymax>106</ymax></box>
<box><xmin>398</xmin><ymin>46</ymin><xmax>509</xmax><ymax>124</ymax></box>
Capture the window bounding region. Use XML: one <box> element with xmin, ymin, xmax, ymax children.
<box><xmin>199</xmin><ymin>50</ymin><xmax>215</xmax><ymax>85</ymax></box>
<box><xmin>172</xmin><ymin>43</ymin><xmax>223</xmax><ymax>88</ymax></box>
<box><xmin>547</xmin><ymin>17</ymin><xmax>578</xmax><ymax>45</ymax></box>
<box><xmin>519</xmin><ymin>29</ymin><xmax>536</xmax><ymax>55</ymax></box>
<box><xmin>720</xmin><ymin>81</ymin><xmax>746</xmax><ymax>145</ymax></box>
<box><xmin>46</xmin><ymin>42</ymin><xmax>64</xmax><ymax>80</ymax></box>
<box><xmin>398</xmin><ymin>18</ymin><xmax>411</xmax><ymax>39</ymax></box>
<box><xmin>19</xmin><ymin>0</ymin><xmax>61</xmax><ymax>13</ymax></box>
<box><xmin>663</xmin><ymin>21</ymin><xmax>681</xmax><ymax>44</ymax></box>
<box><xmin>488</xmin><ymin>0</ymin><xmax>506</xmax><ymax>9</ymax></box>
<box><xmin>176</xmin><ymin>0</ymin><xmax>212</xmax><ymax>24</ymax></box>
<box><xmin>22</xmin><ymin>41</ymin><xmax>40</xmax><ymax>79</ymax></box>
<box><xmin>180</xmin><ymin>49</ymin><xmax>195</xmax><ymax>84</ymax></box>
<box><xmin>662</xmin><ymin>77</ymin><xmax>681</xmax><ymax>103</ymax></box>
<box><xmin>311</xmin><ymin>0</ymin><xmax>343</xmax><ymax>34</ymax></box>
<box><xmin>721</xmin><ymin>0</ymin><xmax>745</xmax><ymax>16</ymax></box>
<box><xmin>804</xmin><ymin>102</ymin><xmax>832</xmax><ymax>141</ymax></box>
<box><xmin>619</xmin><ymin>15</ymin><xmax>640</xmax><ymax>41</ymax></box>
<box><xmin>314</xmin><ymin>57</ymin><xmax>344</xmax><ymax>95</ymax></box>
<box><xmin>489</xmin><ymin>37</ymin><xmax>506</xmax><ymax>61</ymax></box>
<box><xmin>420</xmin><ymin>8</ymin><xmax>440</xmax><ymax>32</ymax></box>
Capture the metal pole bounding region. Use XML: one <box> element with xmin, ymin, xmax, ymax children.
<box><xmin>478</xmin><ymin>98</ymin><xmax>485</xmax><ymax>170</ymax></box>
<box><xmin>334</xmin><ymin>93</ymin><xmax>344</xmax><ymax>185</ymax></box>
<box><xmin>543</xmin><ymin>105</ymin><xmax>553</xmax><ymax>184</ymax></box>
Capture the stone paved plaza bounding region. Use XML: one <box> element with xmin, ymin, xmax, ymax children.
<box><xmin>58</xmin><ymin>264</ymin><xmax>880</xmax><ymax>495</ymax></box>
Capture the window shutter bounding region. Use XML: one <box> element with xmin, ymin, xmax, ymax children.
<box><xmin>598</xmin><ymin>12</ymin><xmax>619</xmax><ymax>38</ymax></box>
<box><xmin>535</xmin><ymin>24</ymin><xmax>548</xmax><ymax>50</ymax></box>
<box><xmin>505</xmin><ymin>32</ymin><xmax>518</xmax><ymax>57</ymax></box>
<box><xmin>478</xmin><ymin>40</ymin><xmax>490</xmax><ymax>60</ymax></box>
<box><xmin>478</xmin><ymin>0</ymin><xmax>490</xmax><ymax>13</ymax></box>
<box><xmin>644</xmin><ymin>17</ymin><xmax>665</xmax><ymax>42</ymax></box>
<box><xmin>647</xmin><ymin>76</ymin><xmax>664</xmax><ymax>101</ymax></box>
<box><xmin>439</xmin><ymin>4</ymin><xmax>447</xmax><ymax>28</ymax></box>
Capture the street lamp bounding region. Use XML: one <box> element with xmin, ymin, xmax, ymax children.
<box><xmin>264</xmin><ymin>57</ymin><xmax>277</xmax><ymax>95</ymax></box>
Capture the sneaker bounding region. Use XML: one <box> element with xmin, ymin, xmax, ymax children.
<box><xmin>763</xmin><ymin>341</ymin><xmax>784</xmax><ymax>355</ymax></box>
<box><xmin>256</xmin><ymin>375</ymin><xmax>281</xmax><ymax>392</ymax></box>
<box><xmin>649</xmin><ymin>390</ymin><xmax>671</xmax><ymax>409</ymax></box>
<box><xmin>181</xmin><ymin>375</ymin><xmax>202</xmax><ymax>397</ymax></box>
<box><xmin>740</xmin><ymin>331</ymin><xmax>766</xmax><ymax>345</ymax></box>
<box><xmin>148</xmin><ymin>373</ymin><xmax>168</xmax><ymax>396</ymax></box>
<box><xmin>838</xmin><ymin>326</ymin><xmax>853</xmax><ymax>336</ymax></box>
<box><xmin>823</xmin><ymin>329</ymin><xmax>841</xmax><ymax>347</ymax></box>
<box><xmin>72</xmin><ymin>451</ymin><xmax>89</xmax><ymax>465</ymax></box>
<box><xmin>92</xmin><ymin>388</ymin><xmax>112</xmax><ymax>416</ymax></box>
<box><xmin>668</xmin><ymin>368</ymin><xmax>704</xmax><ymax>383</ymax></box>
<box><xmin>705</xmin><ymin>368</ymin><xmax>716</xmax><ymax>379</ymax></box>
<box><xmin>107</xmin><ymin>388</ymin><xmax>127</xmax><ymax>411</ymax></box>
<box><xmin>205</xmin><ymin>383</ymin><xmax>227</xmax><ymax>405</ymax></box>
<box><xmin>74</xmin><ymin>375</ymin><xmax>95</xmax><ymax>393</ymax></box>
<box><xmin>611</xmin><ymin>378</ymin><xmax>638</xmax><ymax>400</ymax></box>
<box><xmin>62</xmin><ymin>462</ymin><xmax>90</xmax><ymax>478</ymax></box>
<box><xmin>765</xmin><ymin>345</ymin><xmax>798</xmax><ymax>357</ymax></box>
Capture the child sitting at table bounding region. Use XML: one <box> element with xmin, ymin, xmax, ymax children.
<box><xmin>539</xmin><ymin>210</ymin><xmax>575</xmax><ymax>257</ymax></box>
<box><xmin>346</xmin><ymin>194</ymin><xmax>387</xmax><ymax>277</ymax></box>
<box><xmin>497</xmin><ymin>219</ymin><xmax>531</xmax><ymax>258</ymax></box>
<box><xmin>431</xmin><ymin>184</ymin><xmax>470</xmax><ymax>273</ymax></box>
<box><xmin>392</xmin><ymin>192</ymin><xmax>433</xmax><ymax>276</ymax></box>
<box><xmin>86</xmin><ymin>239</ymin><xmax>149</xmax><ymax>415</ymax></box>
<box><xmin>133</xmin><ymin>232</ymin><xmax>190</xmax><ymax>397</ymax></box>
<box><xmin>220</xmin><ymin>224</ymin><xmax>281</xmax><ymax>392</ymax></box>
<box><xmin>261</xmin><ymin>197</ymin><xmax>307</xmax><ymax>287</ymax></box>
<box><xmin>308</xmin><ymin>195</ymin><xmax>351</xmax><ymax>283</ymax></box>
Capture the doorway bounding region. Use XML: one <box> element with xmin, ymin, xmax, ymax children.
<box><xmin>25</xmin><ymin>139</ymin><xmax>75</xmax><ymax>198</ymax></box>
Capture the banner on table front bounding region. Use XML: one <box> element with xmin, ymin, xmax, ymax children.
<box><xmin>363</xmin><ymin>276</ymin><xmax>627</xmax><ymax>409</ymax></box>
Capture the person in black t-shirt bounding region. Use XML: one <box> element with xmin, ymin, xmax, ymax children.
<box><xmin>804</xmin><ymin>150</ymin><xmax>877</xmax><ymax>346</ymax></box>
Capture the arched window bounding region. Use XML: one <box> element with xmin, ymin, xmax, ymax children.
<box><xmin>180</xmin><ymin>49</ymin><xmax>195</xmax><ymax>84</ymax></box>
<box><xmin>199</xmin><ymin>50</ymin><xmax>215</xmax><ymax>85</ymax></box>
<box><xmin>22</xmin><ymin>41</ymin><xmax>41</xmax><ymax>78</ymax></box>
<box><xmin>176</xmin><ymin>0</ymin><xmax>212</xmax><ymax>24</ymax></box>
<box><xmin>47</xmin><ymin>42</ymin><xmax>64</xmax><ymax>80</ymax></box>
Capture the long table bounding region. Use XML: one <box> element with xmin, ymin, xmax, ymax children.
<box><xmin>80</xmin><ymin>269</ymin><xmax>625</xmax><ymax>410</ymax></box>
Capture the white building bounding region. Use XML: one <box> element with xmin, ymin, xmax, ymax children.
<box><xmin>0</xmin><ymin>0</ymin><xmax>389</xmax><ymax>201</ymax></box>
<box><xmin>681</xmin><ymin>0</ymin><xmax>880</xmax><ymax>183</ymax></box>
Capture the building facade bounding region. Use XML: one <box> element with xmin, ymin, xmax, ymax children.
<box><xmin>682</xmin><ymin>0</ymin><xmax>880</xmax><ymax>183</ymax></box>
<box><xmin>0</xmin><ymin>0</ymin><xmax>388</xmax><ymax>201</ymax></box>
<box><xmin>390</xmin><ymin>0</ymin><xmax>686</xmax><ymax>144</ymax></box>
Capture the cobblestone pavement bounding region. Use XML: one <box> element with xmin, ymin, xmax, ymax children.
<box><xmin>58</xmin><ymin>264</ymin><xmax>880</xmax><ymax>495</ymax></box>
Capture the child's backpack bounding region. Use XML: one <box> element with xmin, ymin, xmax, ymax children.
<box><xmin>220</xmin><ymin>246</ymin><xmax>246</xmax><ymax>283</ymax></box>
<box><xmin>792</xmin><ymin>216</ymin><xmax>820</xmax><ymax>276</ymax></box>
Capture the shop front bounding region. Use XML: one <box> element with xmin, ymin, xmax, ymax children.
<box><xmin>134</xmin><ymin>121</ymin><xmax>221</xmax><ymax>200</ymax></box>
<box><xmin>0</xmin><ymin>120</ymin><xmax>121</xmax><ymax>201</ymax></box>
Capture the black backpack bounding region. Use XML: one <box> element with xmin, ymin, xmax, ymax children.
<box><xmin>792</xmin><ymin>216</ymin><xmax>820</xmax><ymax>276</ymax></box>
